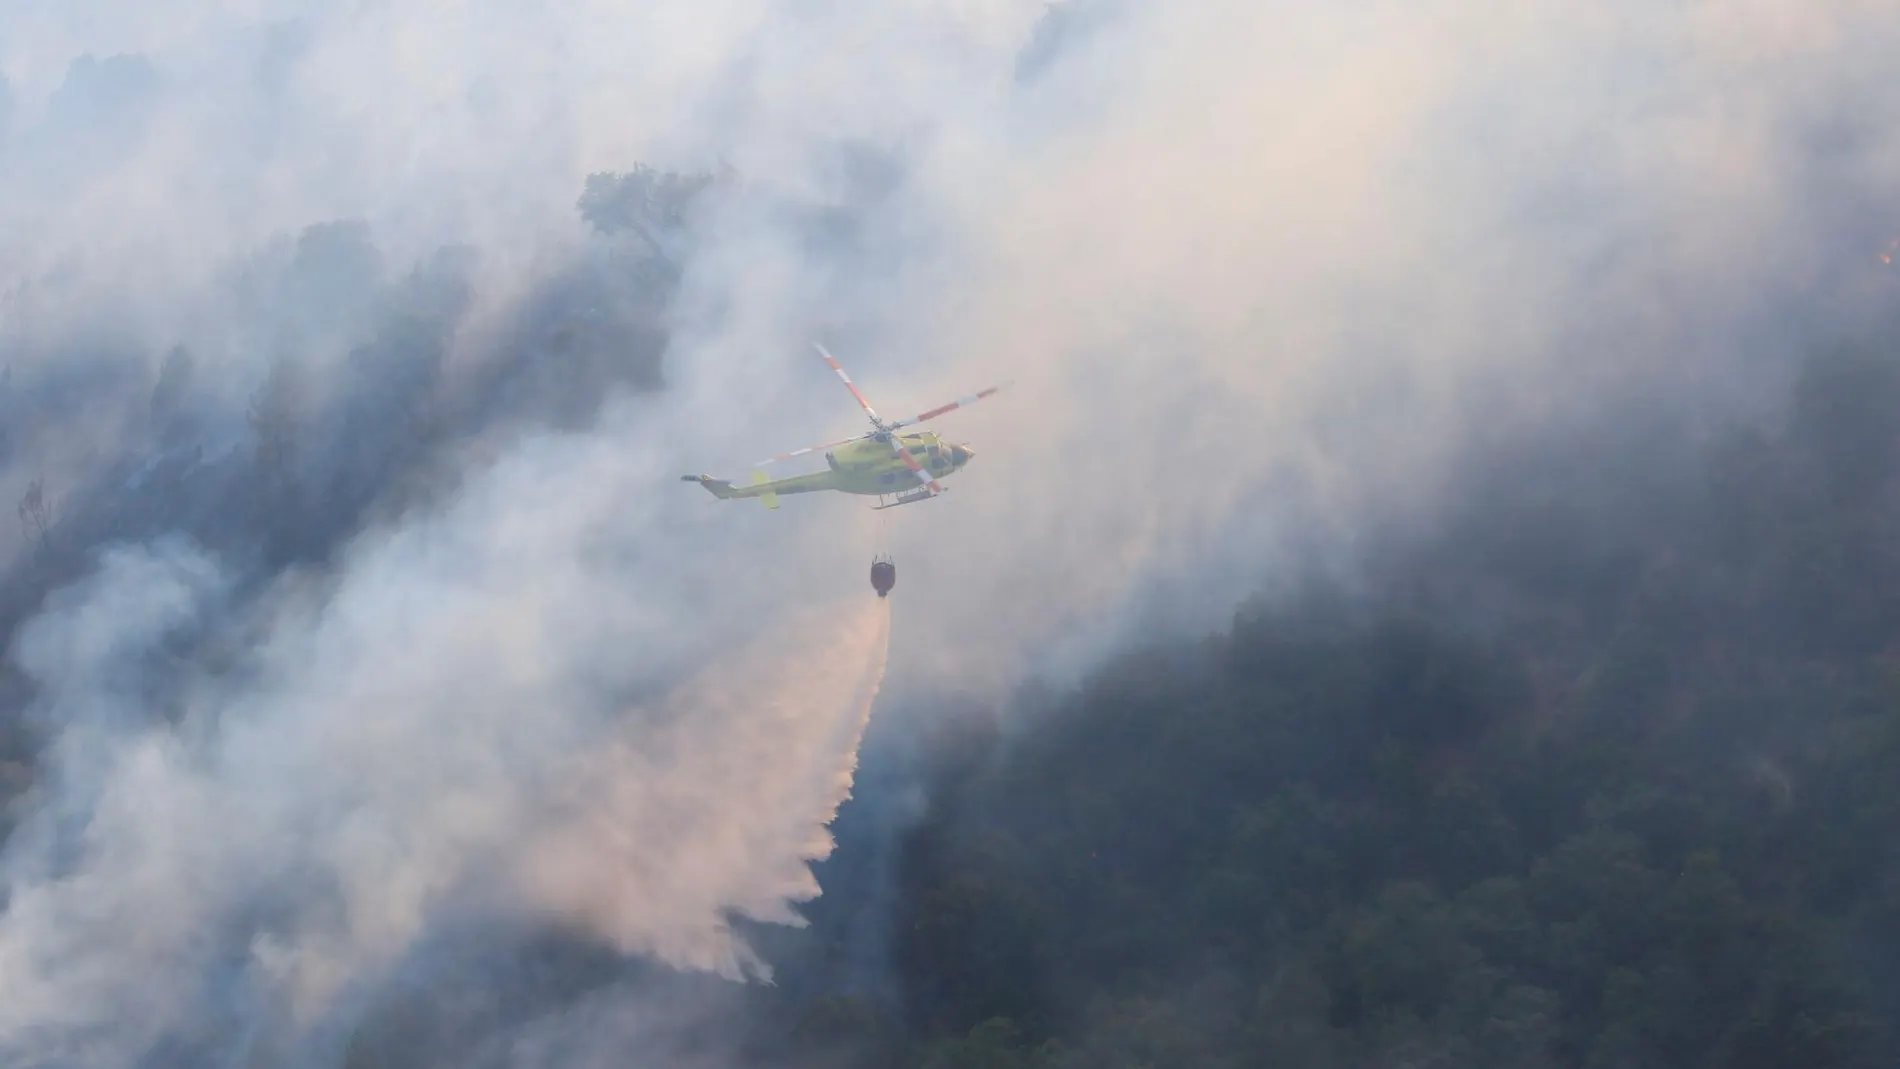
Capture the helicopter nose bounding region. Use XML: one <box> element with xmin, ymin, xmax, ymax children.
<box><xmin>955</xmin><ymin>444</ymin><xmax>975</xmax><ymax>465</ymax></box>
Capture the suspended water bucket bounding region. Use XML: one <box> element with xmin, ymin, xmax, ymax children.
<box><xmin>870</xmin><ymin>555</ymin><xmax>896</xmax><ymax>598</ymax></box>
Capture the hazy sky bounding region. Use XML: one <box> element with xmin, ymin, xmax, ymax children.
<box><xmin>0</xmin><ymin>0</ymin><xmax>1898</xmax><ymax>1064</ymax></box>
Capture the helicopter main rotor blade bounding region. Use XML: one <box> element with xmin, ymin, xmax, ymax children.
<box><xmin>884</xmin><ymin>381</ymin><xmax>1011</xmax><ymax>430</ymax></box>
<box><xmin>885</xmin><ymin>433</ymin><xmax>945</xmax><ymax>496</ymax></box>
<box><xmin>751</xmin><ymin>430</ymin><xmax>874</xmax><ymax>469</ymax></box>
<box><xmin>813</xmin><ymin>343</ymin><xmax>884</xmax><ymax>427</ymax></box>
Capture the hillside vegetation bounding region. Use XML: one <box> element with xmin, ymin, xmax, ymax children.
<box><xmin>795</xmin><ymin>341</ymin><xmax>1900</xmax><ymax>1069</ymax></box>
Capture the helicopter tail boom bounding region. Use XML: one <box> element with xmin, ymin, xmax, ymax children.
<box><xmin>683</xmin><ymin>471</ymin><xmax>831</xmax><ymax>508</ymax></box>
<box><xmin>750</xmin><ymin>470</ymin><xmax>780</xmax><ymax>510</ymax></box>
<box><xmin>683</xmin><ymin>473</ymin><xmax>776</xmax><ymax>507</ymax></box>
<box><xmin>681</xmin><ymin>474</ymin><xmax>737</xmax><ymax>498</ymax></box>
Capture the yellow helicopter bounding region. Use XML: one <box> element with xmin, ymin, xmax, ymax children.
<box><xmin>682</xmin><ymin>343</ymin><xmax>1006</xmax><ymax>510</ymax></box>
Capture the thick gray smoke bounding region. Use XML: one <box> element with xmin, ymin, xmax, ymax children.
<box><xmin>0</xmin><ymin>0</ymin><xmax>1897</xmax><ymax>1064</ymax></box>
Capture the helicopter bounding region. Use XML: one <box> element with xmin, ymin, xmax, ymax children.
<box><xmin>681</xmin><ymin>343</ymin><xmax>1007</xmax><ymax>510</ymax></box>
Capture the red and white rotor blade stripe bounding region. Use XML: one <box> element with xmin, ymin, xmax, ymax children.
<box><xmin>752</xmin><ymin>431</ymin><xmax>870</xmax><ymax>469</ymax></box>
<box><xmin>886</xmin><ymin>435</ymin><xmax>945</xmax><ymax>495</ymax></box>
<box><xmin>812</xmin><ymin>343</ymin><xmax>883</xmax><ymax>424</ymax></box>
<box><xmin>886</xmin><ymin>382</ymin><xmax>1010</xmax><ymax>430</ymax></box>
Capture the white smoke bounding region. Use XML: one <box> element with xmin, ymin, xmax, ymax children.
<box><xmin>517</xmin><ymin>595</ymin><xmax>891</xmax><ymax>982</ymax></box>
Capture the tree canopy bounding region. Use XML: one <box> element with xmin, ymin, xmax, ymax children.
<box><xmin>780</xmin><ymin>340</ymin><xmax>1900</xmax><ymax>1069</ymax></box>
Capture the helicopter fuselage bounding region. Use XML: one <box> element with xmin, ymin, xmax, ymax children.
<box><xmin>821</xmin><ymin>431</ymin><xmax>972</xmax><ymax>492</ymax></box>
<box><xmin>681</xmin><ymin>342</ymin><xmax>1003</xmax><ymax>510</ymax></box>
<box><xmin>681</xmin><ymin>430</ymin><xmax>975</xmax><ymax>506</ymax></box>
